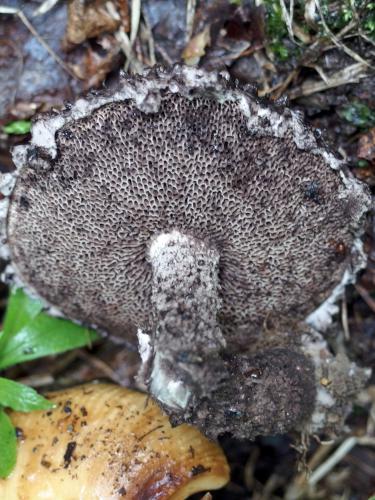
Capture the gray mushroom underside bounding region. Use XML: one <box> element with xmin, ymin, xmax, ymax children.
<box><xmin>6</xmin><ymin>65</ymin><xmax>370</xmax><ymax>349</ymax></box>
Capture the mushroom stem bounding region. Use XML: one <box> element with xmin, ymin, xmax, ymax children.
<box><xmin>146</xmin><ymin>230</ymin><xmax>226</xmax><ymax>411</ymax></box>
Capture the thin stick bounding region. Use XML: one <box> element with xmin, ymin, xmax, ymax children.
<box><xmin>141</xmin><ymin>7</ymin><xmax>156</xmax><ymax>66</ymax></box>
<box><xmin>33</xmin><ymin>0</ymin><xmax>59</xmax><ymax>17</ymax></box>
<box><xmin>314</xmin><ymin>0</ymin><xmax>375</xmax><ymax>70</ymax></box>
<box><xmin>130</xmin><ymin>0</ymin><xmax>141</xmax><ymax>44</ymax></box>
<box><xmin>77</xmin><ymin>349</ymin><xmax>123</xmax><ymax>384</ymax></box>
<box><xmin>289</xmin><ymin>62</ymin><xmax>367</xmax><ymax>99</ymax></box>
<box><xmin>356</xmin><ymin>283</ymin><xmax>375</xmax><ymax>313</ymax></box>
<box><xmin>0</xmin><ymin>6</ymin><xmax>79</xmax><ymax>79</ymax></box>
<box><xmin>186</xmin><ymin>0</ymin><xmax>196</xmax><ymax>42</ymax></box>
<box><xmin>279</xmin><ymin>0</ymin><xmax>295</xmax><ymax>43</ymax></box>
<box><xmin>349</xmin><ymin>0</ymin><xmax>375</xmax><ymax>47</ymax></box>
<box><xmin>341</xmin><ymin>291</ymin><xmax>350</xmax><ymax>341</ymax></box>
<box><xmin>308</xmin><ymin>437</ymin><xmax>357</xmax><ymax>486</ymax></box>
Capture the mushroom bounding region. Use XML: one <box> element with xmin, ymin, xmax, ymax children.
<box><xmin>0</xmin><ymin>383</ymin><xmax>229</xmax><ymax>499</ymax></box>
<box><xmin>1</xmin><ymin>65</ymin><xmax>371</xmax><ymax>438</ymax></box>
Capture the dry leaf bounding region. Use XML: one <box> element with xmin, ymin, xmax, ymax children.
<box><xmin>358</xmin><ymin>128</ymin><xmax>375</xmax><ymax>164</ymax></box>
<box><xmin>182</xmin><ymin>26</ymin><xmax>211</xmax><ymax>66</ymax></box>
<box><xmin>64</xmin><ymin>0</ymin><xmax>120</xmax><ymax>46</ymax></box>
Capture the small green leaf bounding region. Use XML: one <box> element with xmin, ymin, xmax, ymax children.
<box><xmin>0</xmin><ymin>378</ymin><xmax>53</xmax><ymax>412</ymax></box>
<box><xmin>358</xmin><ymin>159</ymin><xmax>369</xmax><ymax>168</ymax></box>
<box><xmin>0</xmin><ymin>409</ymin><xmax>17</xmax><ymax>478</ymax></box>
<box><xmin>0</xmin><ymin>313</ymin><xmax>99</xmax><ymax>370</ymax></box>
<box><xmin>0</xmin><ymin>288</ymin><xmax>43</xmax><ymax>352</ymax></box>
<box><xmin>3</xmin><ymin>120</ymin><xmax>31</xmax><ymax>135</ymax></box>
<box><xmin>270</xmin><ymin>42</ymin><xmax>289</xmax><ymax>60</ymax></box>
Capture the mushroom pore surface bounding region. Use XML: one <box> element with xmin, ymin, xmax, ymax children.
<box><xmin>8</xmin><ymin>91</ymin><xmax>362</xmax><ymax>341</ymax></box>
<box><xmin>6</xmin><ymin>66</ymin><xmax>370</xmax><ymax>438</ymax></box>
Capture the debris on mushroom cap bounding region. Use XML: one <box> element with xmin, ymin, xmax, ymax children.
<box><xmin>0</xmin><ymin>383</ymin><xmax>230</xmax><ymax>500</ymax></box>
<box><xmin>300</xmin><ymin>327</ymin><xmax>371</xmax><ymax>435</ymax></box>
<box><xmin>1</xmin><ymin>64</ymin><xmax>371</xmax><ymax>438</ymax></box>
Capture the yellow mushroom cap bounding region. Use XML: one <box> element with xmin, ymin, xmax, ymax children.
<box><xmin>0</xmin><ymin>383</ymin><xmax>229</xmax><ymax>499</ymax></box>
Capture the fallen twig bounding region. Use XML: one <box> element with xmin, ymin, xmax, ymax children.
<box><xmin>186</xmin><ymin>0</ymin><xmax>196</xmax><ymax>42</ymax></box>
<box><xmin>341</xmin><ymin>291</ymin><xmax>350</xmax><ymax>341</ymax></box>
<box><xmin>279</xmin><ymin>0</ymin><xmax>296</xmax><ymax>43</ymax></box>
<box><xmin>309</xmin><ymin>436</ymin><xmax>375</xmax><ymax>486</ymax></box>
<box><xmin>314</xmin><ymin>0</ymin><xmax>375</xmax><ymax>70</ymax></box>
<box><xmin>33</xmin><ymin>0</ymin><xmax>60</xmax><ymax>17</ymax></box>
<box><xmin>141</xmin><ymin>6</ymin><xmax>156</xmax><ymax>66</ymax></box>
<box><xmin>355</xmin><ymin>283</ymin><xmax>375</xmax><ymax>313</ymax></box>
<box><xmin>130</xmin><ymin>0</ymin><xmax>141</xmax><ymax>44</ymax></box>
<box><xmin>0</xmin><ymin>5</ymin><xmax>79</xmax><ymax>79</ymax></box>
<box><xmin>289</xmin><ymin>62</ymin><xmax>368</xmax><ymax>99</ymax></box>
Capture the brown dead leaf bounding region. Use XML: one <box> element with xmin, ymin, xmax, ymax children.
<box><xmin>224</xmin><ymin>5</ymin><xmax>265</xmax><ymax>44</ymax></box>
<box><xmin>64</xmin><ymin>0</ymin><xmax>120</xmax><ymax>46</ymax></box>
<box><xmin>0</xmin><ymin>1</ymin><xmax>82</xmax><ymax>124</ymax></box>
<box><xmin>198</xmin><ymin>2</ymin><xmax>265</xmax><ymax>71</ymax></box>
<box><xmin>358</xmin><ymin>128</ymin><xmax>375</xmax><ymax>164</ymax></box>
<box><xmin>117</xmin><ymin>0</ymin><xmax>130</xmax><ymax>32</ymax></box>
<box><xmin>70</xmin><ymin>35</ymin><xmax>122</xmax><ymax>89</ymax></box>
<box><xmin>352</xmin><ymin>165</ymin><xmax>375</xmax><ymax>186</ymax></box>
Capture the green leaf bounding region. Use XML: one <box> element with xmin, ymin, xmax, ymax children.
<box><xmin>269</xmin><ymin>42</ymin><xmax>289</xmax><ymax>60</ymax></box>
<box><xmin>0</xmin><ymin>378</ymin><xmax>53</xmax><ymax>412</ymax></box>
<box><xmin>358</xmin><ymin>159</ymin><xmax>369</xmax><ymax>168</ymax></box>
<box><xmin>0</xmin><ymin>289</ymin><xmax>43</xmax><ymax>352</ymax></box>
<box><xmin>264</xmin><ymin>0</ymin><xmax>287</xmax><ymax>38</ymax></box>
<box><xmin>0</xmin><ymin>409</ymin><xmax>17</xmax><ymax>478</ymax></box>
<box><xmin>0</xmin><ymin>313</ymin><xmax>99</xmax><ymax>370</ymax></box>
<box><xmin>3</xmin><ymin>120</ymin><xmax>31</xmax><ymax>135</ymax></box>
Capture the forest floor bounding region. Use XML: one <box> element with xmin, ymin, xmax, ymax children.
<box><xmin>0</xmin><ymin>1</ymin><xmax>375</xmax><ymax>498</ymax></box>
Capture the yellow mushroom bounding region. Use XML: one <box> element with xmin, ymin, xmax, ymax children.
<box><xmin>0</xmin><ymin>383</ymin><xmax>230</xmax><ymax>499</ymax></box>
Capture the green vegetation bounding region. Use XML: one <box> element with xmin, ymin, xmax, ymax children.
<box><xmin>261</xmin><ymin>0</ymin><xmax>374</xmax><ymax>60</ymax></box>
<box><xmin>0</xmin><ymin>288</ymin><xmax>99</xmax><ymax>478</ymax></box>
<box><xmin>321</xmin><ymin>0</ymin><xmax>375</xmax><ymax>38</ymax></box>
<box><xmin>3</xmin><ymin>120</ymin><xmax>31</xmax><ymax>135</ymax></box>
<box><xmin>357</xmin><ymin>159</ymin><xmax>369</xmax><ymax>168</ymax></box>
<box><xmin>340</xmin><ymin>101</ymin><xmax>375</xmax><ymax>129</ymax></box>
<box><xmin>263</xmin><ymin>0</ymin><xmax>290</xmax><ymax>60</ymax></box>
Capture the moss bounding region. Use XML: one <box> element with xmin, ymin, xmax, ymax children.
<box><xmin>269</xmin><ymin>41</ymin><xmax>289</xmax><ymax>60</ymax></box>
<box><xmin>263</xmin><ymin>0</ymin><xmax>290</xmax><ymax>60</ymax></box>
<box><xmin>261</xmin><ymin>0</ymin><xmax>374</xmax><ymax>61</ymax></box>
<box><xmin>340</xmin><ymin>100</ymin><xmax>375</xmax><ymax>129</ymax></box>
<box><xmin>363</xmin><ymin>2</ymin><xmax>375</xmax><ymax>38</ymax></box>
<box><xmin>321</xmin><ymin>0</ymin><xmax>374</xmax><ymax>38</ymax></box>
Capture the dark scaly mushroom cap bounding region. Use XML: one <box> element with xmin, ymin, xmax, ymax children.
<box><xmin>6</xmin><ymin>66</ymin><xmax>369</xmax><ymax>341</ymax></box>
<box><xmin>2</xmin><ymin>65</ymin><xmax>371</xmax><ymax>439</ymax></box>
